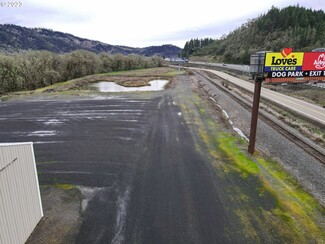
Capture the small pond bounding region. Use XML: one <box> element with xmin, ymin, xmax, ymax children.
<box><xmin>91</xmin><ymin>80</ymin><xmax>169</xmax><ymax>92</ymax></box>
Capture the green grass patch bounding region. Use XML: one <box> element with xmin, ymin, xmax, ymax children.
<box><xmin>164</xmin><ymin>69</ymin><xmax>186</xmax><ymax>76</ymax></box>
<box><xmin>35</xmin><ymin>81</ymin><xmax>69</xmax><ymax>92</ymax></box>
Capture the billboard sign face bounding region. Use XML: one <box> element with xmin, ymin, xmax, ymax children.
<box><xmin>302</xmin><ymin>52</ymin><xmax>325</xmax><ymax>71</ymax></box>
<box><xmin>264</xmin><ymin>48</ymin><xmax>325</xmax><ymax>79</ymax></box>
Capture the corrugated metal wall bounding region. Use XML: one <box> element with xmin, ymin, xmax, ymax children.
<box><xmin>0</xmin><ymin>142</ymin><xmax>43</xmax><ymax>244</ymax></box>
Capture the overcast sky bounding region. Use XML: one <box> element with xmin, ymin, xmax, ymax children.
<box><xmin>0</xmin><ymin>0</ymin><xmax>324</xmax><ymax>48</ymax></box>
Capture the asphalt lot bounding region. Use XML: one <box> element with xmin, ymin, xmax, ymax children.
<box><xmin>0</xmin><ymin>95</ymin><xmax>159</xmax><ymax>242</ymax></box>
<box><xmin>0</xmin><ymin>90</ymin><xmax>229</xmax><ymax>243</ymax></box>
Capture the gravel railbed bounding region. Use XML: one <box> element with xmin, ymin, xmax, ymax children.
<box><xmin>198</xmin><ymin>74</ymin><xmax>325</xmax><ymax>207</ymax></box>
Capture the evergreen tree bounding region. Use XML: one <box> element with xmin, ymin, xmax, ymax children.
<box><xmin>182</xmin><ymin>5</ymin><xmax>325</xmax><ymax>64</ymax></box>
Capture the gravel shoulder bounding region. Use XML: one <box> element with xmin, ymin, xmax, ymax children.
<box><xmin>26</xmin><ymin>185</ymin><xmax>83</xmax><ymax>244</ymax></box>
<box><xmin>196</xmin><ymin>72</ymin><xmax>325</xmax><ymax>206</ymax></box>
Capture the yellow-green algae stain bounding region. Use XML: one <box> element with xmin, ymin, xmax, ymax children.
<box><xmin>175</xmin><ymin>83</ymin><xmax>325</xmax><ymax>242</ymax></box>
<box><xmin>205</xmin><ymin>128</ymin><xmax>325</xmax><ymax>242</ymax></box>
<box><xmin>217</xmin><ymin>133</ymin><xmax>259</xmax><ymax>177</ymax></box>
<box><xmin>54</xmin><ymin>183</ymin><xmax>75</xmax><ymax>190</ymax></box>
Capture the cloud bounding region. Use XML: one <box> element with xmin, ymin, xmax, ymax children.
<box><xmin>142</xmin><ymin>18</ymin><xmax>245</xmax><ymax>48</ymax></box>
<box><xmin>157</xmin><ymin>0</ymin><xmax>325</xmax><ymax>48</ymax></box>
<box><xmin>0</xmin><ymin>1</ymin><xmax>88</xmax><ymax>27</ymax></box>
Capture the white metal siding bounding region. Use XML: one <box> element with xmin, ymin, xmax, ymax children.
<box><xmin>0</xmin><ymin>142</ymin><xmax>43</xmax><ymax>244</ymax></box>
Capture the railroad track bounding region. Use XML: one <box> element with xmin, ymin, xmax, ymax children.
<box><xmin>194</xmin><ymin>70</ymin><xmax>325</xmax><ymax>165</ymax></box>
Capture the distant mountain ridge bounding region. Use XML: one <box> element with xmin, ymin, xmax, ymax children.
<box><xmin>0</xmin><ymin>24</ymin><xmax>181</xmax><ymax>57</ymax></box>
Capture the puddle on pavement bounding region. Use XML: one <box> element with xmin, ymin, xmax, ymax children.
<box><xmin>91</xmin><ymin>80</ymin><xmax>169</xmax><ymax>92</ymax></box>
<box><xmin>27</xmin><ymin>130</ymin><xmax>57</xmax><ymax>137</ymax></box>
<box><xmin>78</xmin><ymin>186</ymin><xmax>108</xmax><ymax>212</ymax></box>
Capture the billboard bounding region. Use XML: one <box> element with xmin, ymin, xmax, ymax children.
<box><xmin>264</xmin><ymin>48</ymin><xmax>325</xmax><ymax>79</ymax></box>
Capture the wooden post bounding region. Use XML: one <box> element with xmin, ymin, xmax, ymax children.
<box><xmin>248</xmin><ymin>76</ymin><xmax>263</xmax><ymax>154</ymax></box>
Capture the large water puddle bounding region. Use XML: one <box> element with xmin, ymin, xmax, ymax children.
<box><xmin>91</xmin><ymin>80</ymin><xmax>169</xmax><ymax>92</ymax></box>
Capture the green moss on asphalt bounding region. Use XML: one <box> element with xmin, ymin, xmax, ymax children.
<box><xmin>217</xmin><ymin>133</ymin><xmax>260</xmax><ymax>177</ymax></box>
<box><xmin>54</xmin><ymin>183</ymin><xmax>75</xmax><ymax>190</ymax></box>
<box><xmin>216</xmin><ymin>133</ymin><xmax>325</xmax><ymax>242</ymax></box>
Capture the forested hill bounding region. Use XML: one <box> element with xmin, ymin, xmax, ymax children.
<box><xmin>0</xmin><ymin>24</ymin><xmax>181</xmax><ymax>57</ymax></box>
<box><xmin>182</xmin><ymin>5</ymin><xmax>325</xmax><ymax>64</ymax></box>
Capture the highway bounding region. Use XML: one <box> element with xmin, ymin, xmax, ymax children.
<box><xmin>191</xmin><ymin>67</ymin><xmax>325</xmax><ymax>126</ymax></box>
<box><xmin>188</xmin><ymin>61</ymin><xmax>250</xmax><ymax>74</ymax></box>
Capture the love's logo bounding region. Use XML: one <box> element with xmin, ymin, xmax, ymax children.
<box><xmin>271</xmin><ymin>48</ymin><xmax>297</xmax><ymax>66</ymax></box>
<box><xmin>265</xmin><ymin>49</ymin><xmax>304</xmax><ymax>67</ymax></box>
<box><xmin>281</xmin><ymin>48</ymin><xmax>293</xmax><ymax>58</ymax></box>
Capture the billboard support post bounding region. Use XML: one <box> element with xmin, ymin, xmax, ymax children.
<box><xmin>248</xmin><ymin>75</ymin><xmax>263</xmax><ymax>154</ymax></box>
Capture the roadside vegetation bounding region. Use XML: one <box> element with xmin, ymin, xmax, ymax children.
<box><xmin>265</xmin><ymin>83</ymin><xmax>325</xmax><ymax>108</ymax></box>
<box><xmin>0</xmin><ymin>50</ymin><xmax>163</xmax><ymax>94</ymax></box>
